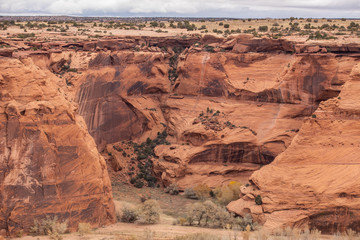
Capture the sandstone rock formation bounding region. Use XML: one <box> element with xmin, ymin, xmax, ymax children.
<box><xmin>0</xmin><ymin>57</ymin><xmax>115</xmax><ymax>236</ymax></box>
<box><xmin>227</xmin><ymin>61</ymin><xmax>360</xmax><ymax>233</ymax></box>
<box><xmin>3</xmin><ymin>34</ymin><xmax>360</xmax><ymax>233</ymax></box>
<box><xmin>26</xmin><ymin>35</ymin><xmax>358</xmax><ymax>192</ymax></box>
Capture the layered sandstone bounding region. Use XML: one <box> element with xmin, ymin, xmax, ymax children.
<box><xmin>228</xmin><ymin>61</ymin><xmax>360</xmax><ymax>233</ymax></box>
<box><xmin>3</xmin><ymin>34</ymin><xmax>360</xmax><ymax>233</ymax></box>
<box><xmin>0</xmin><ymin>57</ymin><xmax>115</xmax><ymax>236</ymax></box>
<box><xmin>25</xmin><ymin>35</ymin><xmax>358</xmax><ymax>191</ymax></box>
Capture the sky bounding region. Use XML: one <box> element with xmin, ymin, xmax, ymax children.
<box><xmin>0</xmin><ymin>0</ymin><xmax>359</xmax><ymax>18</ymax></box>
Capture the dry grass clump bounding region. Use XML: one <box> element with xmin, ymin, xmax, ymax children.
<box><xmin>77</xmin><ymin>222</ymin><xmax>92</xmax><ymax>236</ymax></box>
<box><xmin>272</xmin><ymin>227</ymin><xmax>321</xmax><ymax>240</ymax></box>
<box><xmin>30</xmin><ymin>215</ymin><xmax>68</xmax><ymax>240</ymax></box>
<box><xmin>175</xmin><ymin>232</ymin><xmax>223</xmax><ymax>240</ymax></box>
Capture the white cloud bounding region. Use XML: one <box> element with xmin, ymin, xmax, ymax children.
<box><xmin>0</xmin><ymin>0</ymin><xmax>359</xmax><ymax>17</ymax></box>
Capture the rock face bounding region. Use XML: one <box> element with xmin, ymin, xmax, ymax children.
<box><xmin>228</xmin><ymin>61</ymin><xmax>360</xmax><ymax>233</ymax></box>
<box><xmin>11</xmin><ymin>34</ymin><xmax>360</xmax><ymax>232</ymax></box>
<box><xmin>75</xmin><ymin>51</ymin><xmax>170</xmax><ymax>150</ymax></box>
<box><xmin>0</xmin><ymin>57</ymin><xmax>115</xmax><ymax>236</ymax></box>
<box><xmin>34</xmin><ymin>35</ymin><xmax>359</xmax><ymax>192</ymax></box>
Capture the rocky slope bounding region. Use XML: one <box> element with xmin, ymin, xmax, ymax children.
<box><xmin>1</xmin><ymin>34</ymin><xmax>360</xmax><ymax>233</ymax></box>
<box><xmin>0</xmin><ymin>56</ymin><xmax>115</xmax><ymax>236</ymax></box>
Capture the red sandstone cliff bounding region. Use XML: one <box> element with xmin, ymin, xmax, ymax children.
<box><xmin>0</xmin><ymin>57</ymin><xmax>115</xmax><ymax>236</ymax></box>
<box><xmin>228</xmin><ymin>61</ymin><xmax>360</xmax><ymax>233</ymax></box>
<box><xmin>1</xmin><ymin>34</ymin><xmax>360</xmax><ymax>233</ymax></box>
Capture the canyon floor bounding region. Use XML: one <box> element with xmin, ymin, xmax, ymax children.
<box><xmin>11</xmin><ymin>185</ymin><xmax>336</xmax><ymax>240</ymax></box>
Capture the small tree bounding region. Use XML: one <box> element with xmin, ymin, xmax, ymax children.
<box><xmin>194</xmin><ymin>183</ymin><xmax>211</xmax><ymax>200</ymax></box>
<box><xmin>138</xmin><ymin>199</ymin><xmax>161</xmax><ymax>224</ymax></box>
<box><xmin>187</xmin><ymin>202</ymin><xmax>206</xmax><ymax>226</ymax></box>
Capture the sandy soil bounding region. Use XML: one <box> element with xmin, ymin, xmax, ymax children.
<box><xmin>1</xmin><ymin>18</ymin><xmax>359</xmax><ymax>43</ymax></box>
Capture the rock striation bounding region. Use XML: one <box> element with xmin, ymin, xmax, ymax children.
<box><xmin>1</xmin><ymin>34</ymin><xmax>360</xmax><ymax>233</ymax></box>
<box><xmin>0</xmin><ymin>57</ymin><xmax>115</xmax><ymax>236</ymax></box>
<box><xmin>228</xmin><ymin>61</ymin><xmax>360</xmax><ymax>233</ymax></box>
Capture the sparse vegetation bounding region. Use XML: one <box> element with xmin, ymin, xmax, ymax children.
<box><xmin>183</xmin><ymin>200</ymin><xmax>257</xmax><ymax>230</ymax></box>
<box><xmin>193</xmin><ymin>183</ymin><xmax>211</xmax><ymax>200</ymax></box>
<box><xmin>168</xmin><ymin>46</ymin><xmax>183</xmax><ymax>84</ymax></box>
<box><xmin>164</xmin><ymin>183</ymin><xmax>179</xmax><ymax>195</ymax></box>
<box><xmin>175</xmin><ymin>232</ymin><xmax>222</xmax><ymax>240</ymax></box>
<box><xmin>30</xmin><ymin>216</ymin><xmax>68</xmax><ymax>238</ymax></box>
<box><xmin>255</xmin><ymin>195</ymin><xmax>263</xmax><ymax>205</ymax></box>
<box><xmin>137</xmin><ymin>199</ymin><xmax>161</xmax><ymax>224</ymax></box>
<box><xmin>129</xmin><ymin>130</ymin><xmax>170</xmax><ymax>187</ymax></box>
<box><xmin>213</xmin><ymin>181</ymin><xmax>242</xmax><ymax>205</ymax></box>
<box><xmin>77</xmin><ymin>223</ymin><xmax>92</xmax><ymax>236</ymax></box>
<box><xmin>184</xmin><ymin>187</ymin><xmax>198</xmax><ymax>199</ymax></box>
<box><xmin>258</xmin><ymin>26</ymin><xmax>268</xmax><ymax>32</ymax></box>
<box><xmin>120</xmin><ymin>206</ymin><xmax>139</xmax><ymax>223</ymax></box>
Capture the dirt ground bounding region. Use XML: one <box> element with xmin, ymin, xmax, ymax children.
<box><xmin>10</xmin><ymin>184</ymin><xmax>337</xmax><ymax>240</ymax></box>
<box><xmin>1</xmin><ymin>18</ymin><xmax>359</xmax><ymax>43</ymax></box>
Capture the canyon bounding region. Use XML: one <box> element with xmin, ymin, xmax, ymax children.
<box><xmin>1</xmin><ymin>33</ymin><xmax>360</xmax><ymax>236</ymax></box>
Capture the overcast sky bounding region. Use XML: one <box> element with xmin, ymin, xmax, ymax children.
<box><xmin>1</xmin><ymin>0</ymin><xmax>359</xmax><ymax>18</ymax></box>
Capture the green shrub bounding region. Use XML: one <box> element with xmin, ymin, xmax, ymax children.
<box><xmin>149</xmin><ymin>21</ymin><xmax>159</xmax><ymax>27</ymax></box>
<box><xmin>138</xmin><ymin>199</ymin><xmax>161</xmax><ymax>224</ymax></box>
<box><xmin>134</xmin><ymin>180</ymin><xmax>144</xmax><ymax>188</ymax></box>
<box><xmin>224</xmin><ymin>24</ymin><xmax>230</xmax><ymax>28</ymax></box>
<box><xmin>255</xmin><ymin>195</ymin><xmax>263</xmax><ymax>205</ymax></box>
<box><xmin>258</xmin><ymin>26</ymin><xmax>268</xmax><ymax>32</ymax></box>
<box><xmin>17</xmin><ymin>33</ymin><xmax>35</xmax><ymax>38</ymax></box>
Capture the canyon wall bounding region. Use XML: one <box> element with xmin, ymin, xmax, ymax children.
<box><xmin>1</xmin><ymin>34</ymin><xmax>360</xmax><ymax>233</ymax></box>
<box><xmin>0</xmin><ymin>57</ymin><xmax>115</xmax><ymax>236</ymax></box>
<box><xmin>228</xmin><ymin>61</ymin><xmax>360</xmax><ymax>233</ymax></box>
<box><xmin>39</xmin><ymin>36</ymin><xmax>358</xmax><ymax>190</ymax></box>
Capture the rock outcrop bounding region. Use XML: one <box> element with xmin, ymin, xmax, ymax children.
<box><xmin>32</xmin><ymin>35</ymin><xmax>358</xmax><ymax>192</ymax></box>
<box><xmin>0</xmin><ymin>57</ymin><xmax>115</xmax><ymax>236</ymax></box>
<box><xmin>228</xmin><ymin>62</ymin><xmax>360</xmax><ymax>233</ymax></box>
<box><xmin>4</xmin><ymin>34</ymin><xmax>360</xmax><ymax>233</ymax></box>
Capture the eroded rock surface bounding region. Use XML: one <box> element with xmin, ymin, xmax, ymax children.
<box><xmin>0</xmin><ymin>57</ymin><xmax>115</xmax><ymax>236</ymax></box>
<box><xmin>228</xmin><ymin>62</ymin><xmax>360</xmax><ymax>233</ymax></box>
<box><xmin>3</xmin><ymin>34</ymin><xmax>360</xmax><ymax>233</ymax></box>
<box><xmin>32</xmin><ymin>35</ymin><xmax>358</xmax><ymax>192</ymax></box>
